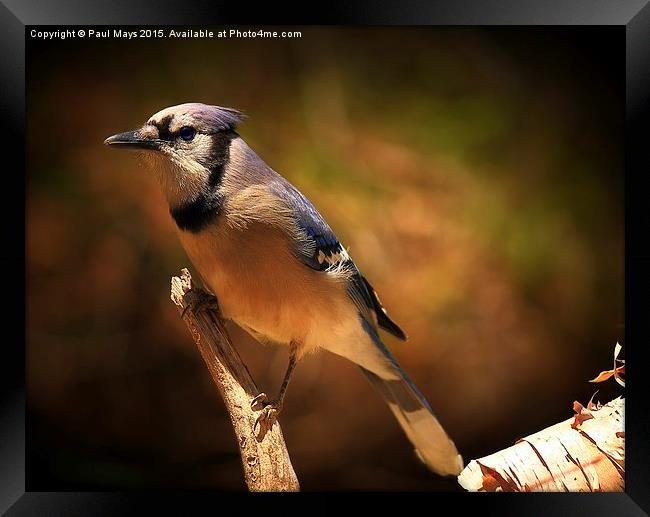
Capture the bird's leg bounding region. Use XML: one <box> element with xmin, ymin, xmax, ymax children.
<box><xmin>252</xmin><ymin>342</ymin><xmax>299</xmax><ymax>438</ymax></box>
<box><xmin>182</xmin><ymin>286</ymin><xmax>220</xmax><ymax>319</ymax></box>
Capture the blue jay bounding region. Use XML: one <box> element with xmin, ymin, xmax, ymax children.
<box><xmin>105</xmin><ymin>103</ymin><xmax>463</xmax><ymax>477</ymax></box>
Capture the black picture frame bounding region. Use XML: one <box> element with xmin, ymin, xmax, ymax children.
<box><xmin>3</xmin><ymin>1</ymin><xmax>649</xmax><ymax>514</ymax></box>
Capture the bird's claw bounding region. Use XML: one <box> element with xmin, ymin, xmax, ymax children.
<box><xmin>251</xmin><ymin>393</ymin><xmax>282</xmax><ymax>439</ymax></box>
<box><xmin>250</xmin><ymin>392</ymin><xmax>269</xmax><ymax>411</ymax></box>
<box><xmin>182</xmin><ymin>289</ymin><xmax>220</xmax><ymax>319</ymax></box>
<box><xmin>254</xmin><ymin>404</ymin><xmax>281</xmax><ymax>438</ymax></box>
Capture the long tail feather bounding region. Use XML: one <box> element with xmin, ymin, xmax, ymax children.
<box><xmin>361</xmin><ymin>366</ymin><xmax>463</xmax><ymax>477</ymax></box>
<box><xmin>358</xmin><ymin>319</ymin><xmax>463</xmax><ymax>477</ymax></box>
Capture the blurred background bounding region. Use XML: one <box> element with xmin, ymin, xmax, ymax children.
<box><xmin>27</xmin><ymin>27</ymin><xmax>623</xmax><ymax>491</ymax></box>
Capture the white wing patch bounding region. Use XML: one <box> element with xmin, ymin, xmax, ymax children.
<box><xmin>317</xmin><ymin>246</ymin><xmax>350</xmax><ymax>267</ymax></box>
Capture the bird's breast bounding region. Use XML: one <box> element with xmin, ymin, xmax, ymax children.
<box><xmin>176</xmin><ymin>217</ymin><xmax>352</xmax><ymax>354</ymax></box>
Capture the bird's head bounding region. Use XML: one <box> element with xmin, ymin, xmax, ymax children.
<box><xmin>104</xmin><ymin>103</ymin><xmax>246</xmax><ymax>206</ymax></box>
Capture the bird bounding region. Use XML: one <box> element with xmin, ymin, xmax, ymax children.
<box><xmin>104</xmin><ymin>102</ymin><xmax>463</xmax><ymax>477</ymax></box>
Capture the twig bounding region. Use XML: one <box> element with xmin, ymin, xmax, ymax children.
<box><xmin>170</xmin><ymin>268</ymin><xmax>300</xmax><ymax>492</ymax></box>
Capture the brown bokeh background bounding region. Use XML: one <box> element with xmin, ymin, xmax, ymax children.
<box><xmin>27</xmin><ymin>27</ymin><xmax>624</xmax><ymax>490</ymax></box>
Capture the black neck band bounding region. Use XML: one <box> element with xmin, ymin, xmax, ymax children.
<box><xmin>170</xmin><ymin>190</ymin><xmax>225</xmax><ymax>233</ymax></box>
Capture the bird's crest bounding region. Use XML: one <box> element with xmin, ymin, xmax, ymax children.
<box><xmin>148</xmin><ymin>103</ymin><xmax>247</xmax><ymax>133</ymax></box>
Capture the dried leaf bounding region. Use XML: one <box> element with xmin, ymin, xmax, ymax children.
<box><xmin>572</xmin><ymin>401</ymin><xmax>594</xmax><ymax>429</ymax></box>
<box><xmin>589</xmin><ymin>342</ymin><xmax>625</xmax><ymax>387</ymax></box>
<box><xmin>590</xmin><ymin>369</ymin><xmax>616</xmax><ymax>383</ymax></box>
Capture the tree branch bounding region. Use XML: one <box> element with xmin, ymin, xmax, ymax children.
<box><xmin>170</xmin><ymin>268</ymin><xmax>300</xmax><ymax>492</ymax></box>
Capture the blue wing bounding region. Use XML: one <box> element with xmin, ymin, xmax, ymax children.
<box><xmin>269</xmin><ymin>178</ymin><xmax>342</xmax><ymax>271</ymax></box>
<box><xmin>269</xmin><ymin>178</ymin><xmax>407</xmax><ymax>341</ymax></box>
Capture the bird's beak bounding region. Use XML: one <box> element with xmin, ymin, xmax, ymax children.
<box><xmin>104</xmin><ymin>130</ymin><xmax>162</xmax><ymax>150</ymax></box>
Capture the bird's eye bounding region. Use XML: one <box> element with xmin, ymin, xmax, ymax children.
<box><xmin>179</xmin><ymin>126</ymin><xmax>196</xmax><ymax>141</ymax></box>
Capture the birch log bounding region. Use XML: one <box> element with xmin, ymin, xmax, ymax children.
<box><xmin>170</xmin><ymin>268</ymin><xmax>300</xmax><ymax>492</ymax></box>
<box><xmin>458</xmin><ymin>397</ymin><xmax>624</xmax><ymax>492</ymax></box>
